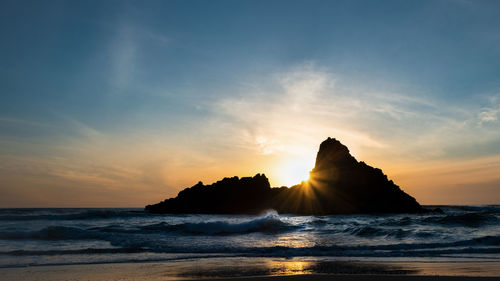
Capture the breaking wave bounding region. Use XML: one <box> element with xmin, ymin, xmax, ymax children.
<box><xmin>0</xmin><ymin>211</ymin><xmax>298</xmax><ymax>240</ymax></box>
<box><xmin>141</xmin><ymin>211</ymin><xmax>298</xmax><ymax>234</ymax></box>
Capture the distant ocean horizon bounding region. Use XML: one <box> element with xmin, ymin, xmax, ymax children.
<box><xmin>0</xmin><ymin>205</ymin><xmax>498</xmax><ymax>272</ymax></box>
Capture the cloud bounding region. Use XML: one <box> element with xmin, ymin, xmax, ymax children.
<box><xmin>105</xmin><ymin>22</ymin><xmax>171</xmax><ymax>94</ymax></box>
<box><xmin>212</xmin><ymin>64</ymin><xmax>391</xmax><ymax>157</ymax></box>
<box><xmin>209</xmin><ymin>63</ymin><xmax>455</xmax><ymax>162</ymax></box>
<box><xmin>109</xmin><ymin>25</ymin><xmax>137</xmax><ymax>91</ymax></box>
<box><xmin>478</xmin><ymin>97</ymin><xmax>500</xmax><ymax>125</ymax></box>
<box><xmin>202</xmin><ymin>63</ymin><xmax>500</xmax><ymax>192</ymax></box>
<box><xmin>479</xmin><ymin>108</ymin><xmax>499</xmax><ymax>123</ymax></box>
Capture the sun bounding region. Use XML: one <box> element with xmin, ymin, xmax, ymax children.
<box><xmin>278</xmin><ymin>159</ymin><xmax>313</xmax><ymax>187</ymax></box>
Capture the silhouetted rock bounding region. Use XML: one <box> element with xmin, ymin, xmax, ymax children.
<box><xmin>146</xmin><ymin>138</ymin><xmax>426</xmax><ymax>215</ymax></box>
<box><xmin>271</xmin><ymin>138</ymin><xmax>424</xmax><ymax>214</ymax></box>
<box><xmin>146</xmin><ymin>174</ymin><xmax>273</xmax><ymax>214</ymax></box>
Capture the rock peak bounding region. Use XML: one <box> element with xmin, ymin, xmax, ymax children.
<box><xmin>314</xmin><ymin>138</ymin><xmax>357</xmax><ymax>172</ymax></box>
<box><xmin>318</xmin><ymin>137</ymin><xmax>350</xmax><ymax>155</ymax></box>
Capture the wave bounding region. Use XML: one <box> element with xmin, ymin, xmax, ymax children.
<box><xmin>137</xmin><ymin>234</ymin><xmax>500</xmax><ymax>256</ymax></box>
<box><xmin>378</xmin><ymin>216</ymin><xmax>413</xmax><ymax>227</ymax></box>
<box><xmin>2</xmin><ymin>247</ymin><xmax>148</xmax><ymax>256</ymax></box>
<box><xmin>344</xmin><ymin>225</ymin><xmax>428</xmax><ymax>239</ymax></box>
<box><xmin>309</xmin><ymin>218</ymin><xmax>329</xmax><ymax>225</ymax></box>
<box><xmin>1</xmin><ymin>227</ymin><xmax>498</xmax><ymax>258</ymax></box>
<box><xmin>422</xmin><ymin>212</ymin><xmax>498</xmax><ymax>227</ymax></box>
<box><xmin>0</xmin><ymin>212</ymin><xmax>297</xmax><ymax>240</ymax></box>
<box><xmin>361</xmin><ymin>235</ymin><xmax>500</xmax><ymax>251</ymax></box>
<box><xmin>0</xmin><ymin>209</ymin><xmax>147</xmax><ymax>221</ymax></box>
<box><xmin>437</xmin><ymin>205</ymin><xmax>500</xmax><ymax>213</ymax></box>
<box><xmin>26</xmin><ymin>235</ymin><xmax>500</xmax><ymax>256</ymax></box>
<box><xmin>0</xmin><ymin>226</ymin><xmax>103</xmax><ymax>240</ymax></box>
<box><xmin>141</xmin><ymin>212</ymin><xmax>298</xmax><ymax>235</ymax></box>
<box><xmin>2</xmin><ymin>215</ymin><xmax>498</xmax><ymax>242</ymax></box>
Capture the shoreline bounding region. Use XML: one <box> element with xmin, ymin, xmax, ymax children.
<box><xmin>1</xmin><ymin>257</ymin><xmax>499</xmax><ymax>281</ymax></box>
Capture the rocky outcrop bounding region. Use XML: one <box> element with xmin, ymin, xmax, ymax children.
<box><xmin>271</xmin><ymin>138</ymin><xmax>424</xmax><ymax>214</ymax></box>
<box><xmin>145</xmin><ymin>174</ymin><xmax>273</xmax><ymax>214</ymax></box>
<box><xmin>146</xmin><ymin>138</ymin><xmax>425</xmax><ymax>215</ymax></box>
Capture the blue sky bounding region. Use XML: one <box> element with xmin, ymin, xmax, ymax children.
<box><xmin>1</xmin><ymin>0</ymin><xmax>500</xmax><ymax>206</ymax></box>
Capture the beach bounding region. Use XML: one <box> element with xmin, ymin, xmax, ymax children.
<box><xmin>1</xmin><ymin>258</ymin><xmax>499</xmax><ymax>281</ymax></box>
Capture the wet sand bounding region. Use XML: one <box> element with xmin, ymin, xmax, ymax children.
<box><xmin>1</xmin><ymin>258</ymin><xmax>499</xmax><ymax>281</ymax></box>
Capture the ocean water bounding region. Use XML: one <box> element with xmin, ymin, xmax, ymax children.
<box><xmin>0</xmin><ymin>206</ymin><xmax>498</xmax><ymax>268</ymax></box>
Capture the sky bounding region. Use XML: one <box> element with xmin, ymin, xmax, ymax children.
<box><xmin>1</xmin><ymin>0</ymin><xmax>500</xmax><ymax>207</ymax></box>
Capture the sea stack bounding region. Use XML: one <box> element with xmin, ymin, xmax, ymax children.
<box><xmin>272</xmin><ymin>137</ymin><xmax>424</xmax><ymax>214</ymax></box>
<box><xmin>146</xmin><ymin>138</ymin><xmax>425</xmax><ymax>215</ymax></box>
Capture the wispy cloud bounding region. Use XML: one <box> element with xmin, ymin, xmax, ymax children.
<box><xmin>109</xmin><ymin>25</ymin><xmax>137</xmax><ymax>91</ymax></box>
<box><xmin>478</xmin><ymin>107</ymin><xmax>500</xmax><ymax>124</ymax></box>
<box><xmin>211</xmin><ymin>64</ymin><xmax>389</xmax><ymax>158</ymax></box>
<box><xmin>209</xmin><ymin>64</ymin><xmax>500</xmax><ymax>164</ymax></box>
<box><xmin>478</xmin><ymin>95</ymin><xmax>500</xmax><ymax>125</ymax></box>
<box><xmin>105</xmin><ymin>21</ymin><xmax>171</xmax><ymax>94</ymax></box>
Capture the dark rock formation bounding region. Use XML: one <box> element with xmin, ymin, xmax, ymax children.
<box><xmin>146</xmin><ymin>174</ymin><xmax>273</xmax><ymax>214</ymax></box>
<box><xmin>272</xmin><ymin>138</ymin><xmax>424</xmax><ymax>214</ymax></box>
<box><xmin>146</xmin><ymin>138</ymin><xmax>425</xmax><ymax>215</ymax></box>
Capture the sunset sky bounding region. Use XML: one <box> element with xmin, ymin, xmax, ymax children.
<box><xmin>1</xmin><ymin>0</ymin><xmax>500</xmax><ymax>207</ymax></box>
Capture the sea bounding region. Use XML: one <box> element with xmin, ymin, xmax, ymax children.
<box><xmin>0</xmin><ymin>206</ymin><xmax>499</xmax><ymax>276</ymax></box>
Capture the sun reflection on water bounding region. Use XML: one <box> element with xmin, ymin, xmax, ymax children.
<box><xmin>266</xmin><ymin>260</ymin><xmax>312</xmax><ymax>275</ymax></box>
